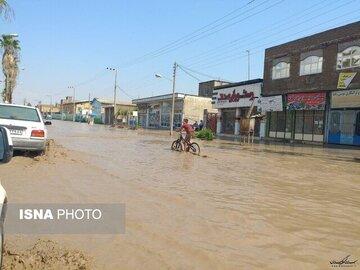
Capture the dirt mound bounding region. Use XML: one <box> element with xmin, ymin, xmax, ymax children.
<box><xmin>3</xmin><ymin>239</ymin><xmax>92</xmax><ymax>270</ymax></box>
<box><xmin>27</xmin><ymin>139</ymin><xmax>68</xmax><ymax>164</ymax></box>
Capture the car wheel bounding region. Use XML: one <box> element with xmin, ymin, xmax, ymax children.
<box><xmin>36</xmin><ymin>150</ymin><xmax>45</xmax><ymax>156</ymax></box>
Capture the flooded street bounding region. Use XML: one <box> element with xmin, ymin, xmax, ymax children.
<box><xmin>1</xmin><ymin>120</ymin><xmax>360</xmax><ymax>269</ymax></box>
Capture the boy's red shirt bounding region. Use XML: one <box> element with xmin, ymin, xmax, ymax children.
<box><xmin>181</xmin><ymin>123</ymin><xmax>194</xmax><ymax>134</ymax></box>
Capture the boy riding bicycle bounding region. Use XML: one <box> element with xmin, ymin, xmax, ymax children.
<box><xmin>180</xmin><ymin>118</ymin><xmax>194</xmax><ymax>151</ymax></box>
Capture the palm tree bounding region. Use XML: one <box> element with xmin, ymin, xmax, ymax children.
<box><xmin>0</xmin><ymin>0</ymin><xmax>13</xmax><ymax>21</ymax></box>
<box><xmin>0</xmin><ymin>35</ymin><xmax>20</xmax><ymax>103</ymax></box>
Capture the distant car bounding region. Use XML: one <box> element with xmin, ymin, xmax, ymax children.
<box><xmin>0</xmin><ymin>103</ymin><xmax>49</xmax><ymax>153</ymax></box>
<box><xmin>0</xmin><ymin>125</ymin><xmax>12</xmax><ymax>267</ymax></box>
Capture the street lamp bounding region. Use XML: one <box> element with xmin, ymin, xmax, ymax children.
<box><xmin>154</xmin><ymin>73</ymin><xmax>172</xmax><ymax>81</ymax></box>
<box><xmin>106</xmin><ymin>67</ymin><xmax>118</xmax><ymax>124</ymax></box>
<box><xmin>155</xmin><ymin>62</ymin><xmax>178</xmax><ymax>136</ymax></box>
<box><xmin>68</xmin><ymin>86</ymin><xmax>76</xmax><ymax>122</ymax></box>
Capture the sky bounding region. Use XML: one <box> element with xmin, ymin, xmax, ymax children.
<box><xmin>0</xmin><ymin>0</ymin><xmax>359</xmax><ymax>105</ymax></box>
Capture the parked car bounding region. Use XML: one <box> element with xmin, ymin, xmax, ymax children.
<box><xmin>0</xmin><ymin>103</ymin><xmax>49</xmax><ymax>153</ymax></box>
<box><xmin>0</xmin><ymin>126</ymin><xmax>12</xmax><ymax>267</ymax></box>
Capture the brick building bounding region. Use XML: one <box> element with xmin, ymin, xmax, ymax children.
<box><xmin>263</xmin><ymin>21</ymin><xmax>360</xmax><ymax>145</ymax></box>
<box><xmin>198</xmin><ymin>80</ymin><xmax>230</xmax><ymax>98</ymax></box>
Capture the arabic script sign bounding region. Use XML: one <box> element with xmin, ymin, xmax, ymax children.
<box><xmin>257</xmin><ymin>95</ymin><xmax>283</xmax><ymax>112</ymax></box>
<box><xmin>337</xmin><ymin>72</ymin><xmax>357</xmax><ymax>89</ymax></box>
<box><xmin>286</xmin><ymin>92</ymin><xmax>326</xmax><ymax>110</ymax></box>
<box><xmin>213</xmin><ymin>82</ymin><xmax>261</xmax><ymax>109</ymax></box>
<box><xmin>331</xmin><ymin>89</ymin><xmax>360</xmax><ymax>108</ymax></box>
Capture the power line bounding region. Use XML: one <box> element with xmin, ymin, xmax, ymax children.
<box><xmin>186</xmin><ymin>0</ymin><xmax>358</xmax><ymax>68</ymax></box>
<box><xmin>120</xmin><ymin>0</ymin><xmax>284</xmax><ymax>68</ymax></box>
<box><xmin>118</xmin><ymin>87</ymin><xmax>135</xmax><ymax>100</ymax></box>
<box><xmin>181</xmin><ymin>0</ymin><xmax>331</xmax><ymax>64</ymax></box>
<box><xmin>119</xmin><ymin>0</ymin><xmax>256</xmax><ymax>67</ymax></box>
<box><xmin>178</xmin><ymin>64</ymin><xmax>233</xmax><ymax>82</ymax></box>
<box><xmin>177</xmin><ymin>65</ymin><xmax>202</xmax><ymax>82</ymax></box>
<box><xmin>197</xmin><ymin>15</ymin><xmax>359</xmax><ymax>70</ymax></box>
<box><xmin>73</xmin><ymin>71</ymin><xmax>108</xmax><ymax>88</ymax></box>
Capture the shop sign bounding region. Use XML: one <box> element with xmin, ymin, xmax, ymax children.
<box><xmin>331</xmin><ymin>89</ymin><xmax>360</xmax><ymax>108</ymax></box>
<box><xmin>257</xmin><ymin>95</ymin><xmax>283</xmax><ymax>112</ymax></box>
<box><xmin>213</xmin><ymin>82</ymin><xmax>261</xmax><ymax>109</ymax></box>
<box><xmin>337</xmin><ymin>72</ymin><xmax>357</xmax><ymax>89</ymax></box>
<box><xmin>286</xmin><ymin>92</ymin><xmax>326</xmax><ymax>110</ymax></box>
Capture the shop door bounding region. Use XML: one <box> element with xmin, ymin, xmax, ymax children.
<box><xmin>222</xmin><ymin>109</ymin><xmax>235</xmax><ymax>134</ymax></box>
<box><xmin>328</xmin><ymin>110</ymin><xmax>360</xmax><ymax>145</ymax></box>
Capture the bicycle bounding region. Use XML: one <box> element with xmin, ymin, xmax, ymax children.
<box><xmin>171</xmin><ymin>132</ymin><xmax>201</xmax><ymax>155</ymax></box>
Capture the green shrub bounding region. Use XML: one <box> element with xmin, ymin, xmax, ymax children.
<box><xmin>94</xmin><ymin>117</ymin><xmax>103</xmax><ymax>124</ymax></box>
<box><xmin>195</xmin><ymin>128</ymin><xmax>214</xmax><ymax>140</ymax></box>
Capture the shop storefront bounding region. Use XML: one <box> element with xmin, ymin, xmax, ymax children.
<box><xmin>132</xmin><ymin>93</ymin><xmax>212</xmax><ymax>130</ymax></box>
<box><xmin>212</xmin><ymin>79</ymin><xmax>262</xmax><ymax>136</ymax></box>
<box><xmin>257</xmin><ymin>95</ymin><xmax>283</xmax><ymax>138</ymax></box>
<box><xmin>267</xmin><ymin>92</ymin><xmax>326</xmax><ymax>142</ymax></box>
<box><xmin>328</xmin><ymin>89</ymin><xmax>360</xmax><ymax>146</ymax></box>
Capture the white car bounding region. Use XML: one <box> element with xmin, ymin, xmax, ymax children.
<box><xmin>0</xmin><ymin>103</ymin><xmax>48</xmax><ymax>153</ymax></box>
<box><xmin>0</xmin><ymin>125</ymin><xmax>12</xmax><ymax>267</ymax></box>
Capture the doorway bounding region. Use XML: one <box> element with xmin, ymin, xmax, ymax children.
<box><xmin>328</xmin><ymin>110</ymin><xmax>360</xmax><ymax>146</ymax></box>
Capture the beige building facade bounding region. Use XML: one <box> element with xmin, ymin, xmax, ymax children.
<box><xmin>133</xmin><ymin>93</ymin><xmax>213</xmax><ymax>129</ymax></box>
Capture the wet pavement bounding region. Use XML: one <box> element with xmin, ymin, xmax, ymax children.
<box><xmin>2</xmin><ymin>120</ymin><xmax>360</xmax><ymax>269</ymax></box>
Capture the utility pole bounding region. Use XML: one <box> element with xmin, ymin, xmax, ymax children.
<box><xmin>46</xmin><ymin>94</ymin><xmax>53</xmax><ymax>117</ymax></box>
<box><xmin>170</xmin><ymin>62</ymin><xmax>178</xmax><ymax>136</ymax></box>
<box><xmin>107</xmin><ymin>67</ymin><xmax>118</xmax><ymax>125</ymax></box>
<box><xmin>246</xmin><ymin>50</ymin><xmax>250</xmax><ymax>80</ymax></box>
<box><xmin>50</xmin><ymin>95</ymin><xmax>53</xmax><ymax>117</ymax></box>
<box><xmin>114</xmin><ymin>70</ymin><xmax>117</xmax><ymax>124</ymax></box>
<box><xmin>68</xmin><ymin>86</ymin><xmax>76</xmax><ymax>122</ymax></box>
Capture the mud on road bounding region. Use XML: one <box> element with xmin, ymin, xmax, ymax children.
<box><xmin>0</xmin><ymin>120</ymin><xmax>359</xmax><ymax>269</ymax></box>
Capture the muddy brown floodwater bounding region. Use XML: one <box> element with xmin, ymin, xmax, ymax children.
<box><xmin>0</xmin><ymin>120</ymin><xmax>359</xmax><ymax>269</ymax></box>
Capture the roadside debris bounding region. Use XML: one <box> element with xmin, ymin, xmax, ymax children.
<box><xmin>2</xmin><ymin>239</ymin><xmax>92</xmax><ymax>270</ymax></box>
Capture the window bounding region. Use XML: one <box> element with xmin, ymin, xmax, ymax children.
<box><xmin>337</xmin><ymin>46</ymin><xmax>360</xmax><ymax>69</ymax></box>
<box><xmin>295</xmin><ymin>111</ymin><xmax>304</xmax><ymax>134</ymax></box>
<box><xmin>269</xmin><ymin>112</ymin><xmax>277</xmax><ymax>132</ymax></box>
<box><xmin>303</xmin><ymin>111</ymin><xmax>314</xmax><ymax>134</ymax></box>
<box><xmin>161</xmin><ymin>114</ymin><xmax>170</xmax><ymax>127</ymax></box>
<box><xmin>329</xmin><ymin>112</ymin><xmax>341</xmax><ymax>134</ymax></box>
<box><xmin>300</xmin><ymin>56</ymin><xmax>323</xmax><ymax>75</ymax></box>
<box><xmin>356</xmin><ymin>112</ymin><xmax>360</xmax><ymax>136</ymax></box>
<box><xmin>313</xmin><ymin>111</ymin><xmax>324</xmax><ymax>135</ymax></box>
<box><xmin>277</xmin><ymin>111</ymin><xmax>286</xmax><ymax>132</ymax></box>
<box><xmin>0</xmin><ymin>105</ymin><xmax>40</xmax><ymax>122</ymax></box>
<box><xmin>272</xmin><ymin>62</ymin><xmax>290</xmax><ymax>79</ymax></box>
<box><xmin>174</xmin><ymin>113</ymin><xmax>182</xmax><ymax>128</ymax></box>
<box><xmin>285</xmin><ymin>111</ymin><xmax>294</xmax><ymax>133</ymax></box>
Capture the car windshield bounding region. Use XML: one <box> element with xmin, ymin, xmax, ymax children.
<box><xmin>0</xmin><ymin>105</ymin><xmax>40</xmax><ymax>122</ymax></box>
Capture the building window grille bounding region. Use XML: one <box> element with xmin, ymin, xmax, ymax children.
<box><xmin>300</xmin><ymin>56</ymin><xmax>323</xmax><ymax>75</ymax></box>
<box><xmin>337</xmin><ymin>46</ymin><xmax>360</xmax><ymax>69</ymax></box>
<box><xmin>272</xmin><ymin>62</ymin><xmax>290</xmax><ymax>79</ymax></box>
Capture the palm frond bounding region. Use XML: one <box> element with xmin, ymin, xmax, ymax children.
<box><xmin>0</xmin><ymin>0</ymin><xmax>14</xmax><ymax>21</ymax></box>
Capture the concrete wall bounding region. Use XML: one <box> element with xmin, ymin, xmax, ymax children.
<box><xmin>183</xmin><ymin>96</ymin><xmax>213</xmax><ymax>123</ymax></box>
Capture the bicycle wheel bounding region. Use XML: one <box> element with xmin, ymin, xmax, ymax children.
<box><xmin>189</xmin><ymin>142</ymin><xmax>200</xmax><ymax>155</ymax></box>
<box><xmin>171</xmin><ymin>140</ymin><xmax>183</xmax><ymax>151</ymax></box>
